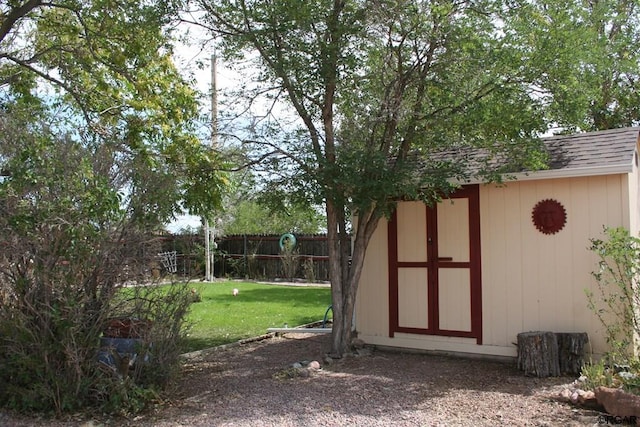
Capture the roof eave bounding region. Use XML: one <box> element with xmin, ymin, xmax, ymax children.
<box><xmin>455</xmin><ymin>163</ymin><xmax>635</xmax><ymax>185</ymax></box>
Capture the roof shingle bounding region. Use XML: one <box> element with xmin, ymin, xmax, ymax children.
<box><xmin>445</xmin><ymin>127</ymin><xmax>640</xmax><ymax>183</ymax></box>
<box><xmin>543</xmin><ymin>127</ymin><xmax>639</xmax><ymax>172</ymax></box>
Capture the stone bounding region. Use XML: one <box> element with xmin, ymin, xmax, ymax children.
<box><xmin>595</xmin><ymin>386</ymin><xmax>640</xmax><ymax>419</ymax></box>
<box><xmin>577</xmin><ymin>390</ymin><xmax>595</xmax><ymax>404</ymax></box>
<box><xmin>298</xmin><ymin>368</ymin><xmax>310</xmax><ymax>378</ymax></box>
<box><xmin>351</xmin><ymin>338</ymin><xmax>366</xmax><ymax>349</ymax></box>
<box><xmin>577</xmin><ymin>390</ymin><xmax>602</xmax><ymax>410</ymax></box>
<box><xmin>292</xmin><ymin>362</ymin><xmax>303</xmax><ymax>369</ymax></box>
<box><xmin>558</xmin><ymin>388</ymin><xmax>572</xmax><ymax>403</ymax></box>
<box><xmin>355</xmin><ymin>347</ymin><xmax>372</xmax><ymax>357</ymax></box>
<box><xmin>308</xmin><ymin>360</ymin><xmax>321</xmax><ymax>370</ymax></box>
<box><xmin>570</xmin><ymin>391</ymin><xmax>580</xmax><ymax>405</ymax></box>
<box><xmin>620</xmin><ymin>371</ymin><xmax>638</xmax><ymax>381</ymax></box>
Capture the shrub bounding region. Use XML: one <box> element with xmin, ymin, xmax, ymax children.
<box><xmin>281</xmin><ymin>247</ymin><xmax>300</xmax><ymax>281</ymax></box>
<box><xmin>0</xmin><ymin>232</ymin><xmax>194</xmax><ymax>415</ymax></box>
<box><xmin>582</xmin><ymin>227</ymin><xmax>640</xmax><ymax>395</ymax></box>
<box><xmin>587</xmin><ymin>226</ymin><xmax>640</xmax><ymax>363</ymax></box>
<box><xmin>0</xmin><ymin>115</ymin><xmax>195</xmax><ymax>416</ymax></box>
<box><xmin>303</xmin><ymin>257</ymin><xmax>316</xmax><ymax>283</ymax></box>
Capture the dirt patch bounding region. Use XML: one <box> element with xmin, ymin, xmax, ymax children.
<box><xmin>2</xmin><ymin>333</ymin><xmax>603</xmax><ymax>426</ymax></box>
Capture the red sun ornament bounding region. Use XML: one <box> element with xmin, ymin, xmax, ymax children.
<box><xmin>531</xmin><ymin>199</ymin><xmax>567</xmax><ymax>235</ymax></box>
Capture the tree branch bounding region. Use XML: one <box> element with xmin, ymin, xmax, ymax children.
<box><xmin>0</xmin><ymin>0</ymin><xmax>43</xmax><ymax>44</ymax></box>
<box><xmin>3</xmin><ymin>53</ymin><xmax>93</xmax><ymax>123</ymax></box>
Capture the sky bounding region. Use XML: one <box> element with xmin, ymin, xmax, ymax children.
<box><xmin>165</xmin><ymin>23</ymin><xmax>232</xmax><ymax>233</ymax></box>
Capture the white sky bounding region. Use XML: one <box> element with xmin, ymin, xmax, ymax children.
<box><xmin>166</xmin><ymin>23</ymin><xmax>228</xmax><ymax>233</ymax></box>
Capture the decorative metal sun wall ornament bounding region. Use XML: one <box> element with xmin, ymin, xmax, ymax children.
<box><xmin>531</xmin><ymin>199</ymin><xmax>567</xmax><ymax>235</ymax></box>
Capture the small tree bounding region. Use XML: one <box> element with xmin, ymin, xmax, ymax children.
<box><xmin>0</xmin><ymin>0</ymin><xmax>228</xmax><ymax>410</ymax></box>
<box><xmin>587</xmin><ymin>227</ymin><xmax>640</xmax><ymax>362</ymax></box>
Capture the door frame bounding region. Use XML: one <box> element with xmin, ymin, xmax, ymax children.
<box><xmin>387</xmin><ymin>185</ymin><xmax>483</xmax><ymax>344</ymax></box>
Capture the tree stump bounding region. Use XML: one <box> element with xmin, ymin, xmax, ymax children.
<box><xmin>556</xmin><ymin>332</ymin><xmax>589</xmax><ymax>375</ymax></box>
<box><xmin>517</xmin><ymin>331</ymin><xmax>560</xmax><ymax>377</ymax></box>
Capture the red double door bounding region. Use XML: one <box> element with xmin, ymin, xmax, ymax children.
<box><xmin>388</xmin><ymin>185</ymin><xmax>482</xmax><ymax>344</ymax></box>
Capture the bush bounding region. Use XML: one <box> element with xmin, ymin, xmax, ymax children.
<box><xmin>582</xmin><ymin>227</ymin><xmax>640</xmax><ymax>395</ymax></box>
<box><xmin>0</xmin><ymin>115</ymin><xmax>195</xmax><ymax>416</ymax></box>
<box><xmin>587</xmin><ymin>227</ymin><xmax>640</xmax><ymax>362</ymax></box>
<box><xmin>581</xmin><ymin>358</ymin><xmax>640</xmax><ymax>395</ymax></box>
<box><xmin>0</xmin><ymin>237</ymin><xmax>195</xmax><ymax>415</ymax></box>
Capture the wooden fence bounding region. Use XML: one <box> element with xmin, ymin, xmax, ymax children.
<box><xmin>160</xmin><ymin>233</ymin><xmax>334</xmax><ymax>282</ymax></box>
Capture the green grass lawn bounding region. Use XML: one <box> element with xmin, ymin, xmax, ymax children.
<box><xmin>183</xmin><ymin>281</ymin><xmax>332</xmax><ymax>353</ymax></box>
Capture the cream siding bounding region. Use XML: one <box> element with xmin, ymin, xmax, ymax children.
<box><xmin>631</xmin><ymin>145</ymin><xmax>640</xmax><ymax>237</ymax></box>
<box><xmin>356</xmin><ymin>173</ymin><xmax>634</xmax><ymax>358</ymax></box>
<box><xmin>355</xmin><ymin>217</ymin><xmax>389</xmax><ymax>337</ymax></box>
<box><xmin>481</xmin><ymin>176</ymin><xmax>627</xmax><ymax>355</ymax></box>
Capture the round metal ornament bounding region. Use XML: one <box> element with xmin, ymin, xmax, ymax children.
<box><xmin>532</xmin><ymin>199</ymin><xmax>567</xmax><ymax>235</ymax></box>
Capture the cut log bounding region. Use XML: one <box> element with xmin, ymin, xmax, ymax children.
<box><xmin>556</xmin><ymin>332</ymin><xmax>589</xmax><ymax>375</ymax></box>
<box><xmin>517</xmin><ymin>331</ymin><xmax>560</xmax><ymax>377</ymax></box>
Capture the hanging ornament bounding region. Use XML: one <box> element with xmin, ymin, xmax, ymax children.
<box><xmin>532</xmin><ymin>199</ymin><xmax>567</xmax><ymax>235</ymax></box>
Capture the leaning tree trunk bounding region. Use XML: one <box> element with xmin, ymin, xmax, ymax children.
<box><xmin>326</xmin><ymin>201</ymin><xmax>381</xmax><ymax>358</ymax></box>
<box><xmin>327</xmin><ymin>200</ymin><xmax>349</xmax><ymax>358</ymax></box>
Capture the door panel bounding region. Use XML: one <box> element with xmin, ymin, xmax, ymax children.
<box><xmin>438</xmin><ymin>269</ymin><xmax>472</xmax><ymax>331</ymax></box>
<box><xmin>398</xmin><ymin>268</ymin><xmax>429</xmax><ymax>329</ymax></box>
<box><xmin>397</xmin><ymin>202</ymin><xmax>428</xmax><ymax>262</ymax></box>
<box><xmin>437</xmin><ymin>200</ymin><xmax>469</xmax><ymax>263</ymax></box>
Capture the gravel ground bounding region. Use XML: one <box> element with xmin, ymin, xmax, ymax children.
<box><xmin>2</xmin><ymin>333</ymin><xmax>604</xmax><ymax>426</ymax></box>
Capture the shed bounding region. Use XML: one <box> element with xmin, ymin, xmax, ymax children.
<box><xmin>355</xmin><ymin>127</ymin><xmax>640</xmax><ymax>358</ymax></box>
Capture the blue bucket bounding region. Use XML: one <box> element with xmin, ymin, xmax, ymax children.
<box><xmin>97</xmin><ymin>337</ymin><xmax>148</xmax><ymax>369</ymax></box>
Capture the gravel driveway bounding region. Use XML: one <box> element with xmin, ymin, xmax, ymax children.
<box><xmin>3</xmin><ymin>333</ymin><xmax>603</xmax><ymax>426</ymax></box>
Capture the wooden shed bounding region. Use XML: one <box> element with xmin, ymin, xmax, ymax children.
<box><xmin>355</xmin><ymin>127</ymin><xmax>640</xmax><ymax>359</ymax></box>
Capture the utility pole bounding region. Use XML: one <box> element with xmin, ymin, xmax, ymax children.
<box><xmin>204</xmin><ymin>54</ymin><xmax>218</xmax><ymax>282</ymax></box>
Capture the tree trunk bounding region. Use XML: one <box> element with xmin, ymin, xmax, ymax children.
<box><xmin>517</xmin><ymin>331</ymin><xmax>560</xmax><ymax>377</ymax></box>
<box><xmin>516</xmin><ymin>331</ymin><xmax>589</xmax><ymax>377</ymax></box>
<box><xmin>556</xmin><ymin>332</ymin><xmax>589</xmax><ymax>375</ymax></box>
<box><xmin>327</xmin><ymin>199</ymin><xmax>349</xmax><ymax>358</ymax></box>
<box><xmin>327</xmin><ymin>201</ymin><xmax>382</xmax><ymax>358</ymax></box>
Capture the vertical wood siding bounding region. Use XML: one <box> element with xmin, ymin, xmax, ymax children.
<box><xmin>480</xmin><ymin>176</ymin><xmax>625</xmax><ymax>354</ymax></box>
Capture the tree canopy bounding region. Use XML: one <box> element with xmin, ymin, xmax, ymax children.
<box><xmin>503</xmin><ymin>0</ymin><xmax>640</xmax><ymax>132</ymax></box>
<box><xmin>219</xmin><ymin>173</ymin><xmax>325</xmax><ymax>235</ymax></box>
<box><xmin>1</xmin><ymin>0</ymin><xmax>227</xmax><ymax>225</ymax></box>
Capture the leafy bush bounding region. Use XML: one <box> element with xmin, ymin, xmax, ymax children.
<box><xmin>582</xmin><ymin>227</ymin><xmax>640</xmax><ymax>395</ymax></box>
<box><xmin>587</xmin><ymin>227</ymin><xmax>640</xmax><ymax>362</ymax></box>
<box><xmin>281</xmin><ymin>247</ymin><xmax>300</xmax><ymax>280</ymax></box>
<box><xmin>0</xmin><ymin>112</ymin><xmax>195</xmax><ymax>416</ymax></box>
<box><xmin>0</xmin><ymin>229</ymin><xmax>194</xmax><ymax>416</ymax></box>
<box><xmin>581</xmin><ymin>358</ymin><xmax>640</xmax><ymax>395</ymax></box>
<box><xmin>303</xmin><ymin>257</ymin><xmax>317</xmax><ymax>283</ymax></box>
<box><xmin>580</xmin><ymin>359</ymin><xmax>620</xmax><ymax>390</ymax></box>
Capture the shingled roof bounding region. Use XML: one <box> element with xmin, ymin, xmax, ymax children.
<box><xmin>462</xmin><ymin>127</ymin><xmax>639</xmax><ymax>184</ymax></box>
